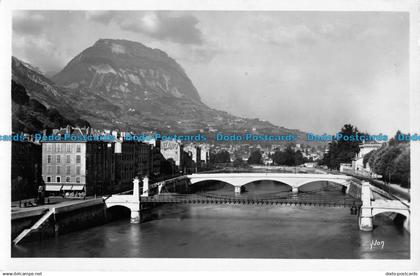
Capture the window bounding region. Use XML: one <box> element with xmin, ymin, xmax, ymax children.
<box><xmin>76</xmin><ymin>177</ymin><xmax>80</xmax><ymax>183</ymax></box>
<box><xmin>66</xmin><ymin>155</ymin><xmax>71</xmax><ymax>163</ymax></box>
<box><xmin>47</xmin><ymin>155</ymin><xmax>52</xmax><ymax>163</ymax></box>
<box><xmin>56</xmin><ymin>155</ymin><xmax>61</xmax><ymax>163</ymax></box>
<box><xmin>66</xmin><ymin>144</ymin><xmax>72</xmax><ymax>153</ymax></box>
<box><xmin>46</xmin><ymin>176</ymin><xmax>51</xmax><ymax>182</ymax></box>
<box><xmin>56</xmin><ymin>176</ymin><xmax>61</xmax><ymax>183</ymax></box>
<box><xmin>47</xmin><ymin>166</ymin><xmax>52</xmax><ymax>174</ymax></box>
<box><xmin>76</xmin><ymin>144</ymin><xmax>81</xmax><ymax>153</ymax></box>
<box><xmin>76</xmin><ymin>166</ymin><xmax>81</xmax><ymax>175</ymax></box>
<box><xmin>55</xmin><ymin>144</ymin><xmax>61</xmax><ymax>153</ymax></box>
<box><xmin>66</xmin><ymin>176</ymin><xmax>71</xmax><ymax>183</ymax></box>
<box><xmin>76</xmin><ymin>155</ymin><xmax>81</xmax><ymax>164</ymax></box>
<box><xmin>56</xmin><ymin>166</ymin><xmax>61</xmax><ymax>174</ymax></box>
<box><xmin>47</xmin><ymin>144</ymin><xmax>52</xmax><ymax>152</ymax></box>
<box><xmin>66</xmin><ymin>166</ymin><xmax>71</xmax><ymax>175</ymax></box>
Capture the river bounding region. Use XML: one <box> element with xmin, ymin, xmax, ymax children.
<box><xmin>12</xmin><ymin>181</ymin><xmax>410</xmax><ymax>258</ymax></box>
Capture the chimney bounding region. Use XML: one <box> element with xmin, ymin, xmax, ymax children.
<box><xmin>155</xmin><ymin>138</ymin><xmax>161</xmax><ymax>150</ymax></box>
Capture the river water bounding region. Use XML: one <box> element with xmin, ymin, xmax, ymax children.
<box><xmin>12</xmin><ymin>181</ymin><xmax>410</xmax><ymax>258</ymax></box>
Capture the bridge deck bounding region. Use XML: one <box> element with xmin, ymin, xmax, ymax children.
<box><xmin>140</xmin><ymin>193</ymin><xmax>361</xmax><ymax>208</ymax></box>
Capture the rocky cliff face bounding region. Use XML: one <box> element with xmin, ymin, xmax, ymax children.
<box><xmin>52</xmin><ymin>39</ymin><xmax>201</xmax><ymax>101</ymax></box>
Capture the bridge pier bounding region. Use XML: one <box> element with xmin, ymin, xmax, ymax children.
<box><xmin>234</xmin><ymin>186</ymin><xmax>241</xmax><ymax>196</ymax></box>
<box><xmin>130</xmin><ymin>210</ymin><xmax>141</xmax><ymax>224</ymax></box>
<box><xmin>359</xmin><ymin>182</ymin><xmax>373</xmax><ymax>231</ymax></box>
<box><xmin>292</xmin><ymin>187</ymin><xmax>299</xmax><ymax>194</ymax></box>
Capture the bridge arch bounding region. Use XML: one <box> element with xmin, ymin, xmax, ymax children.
<box><xmin>190</xmin><ymin>179</ymin><xmax>235</xmax><ymax>185</ymax></box>
<box><xmin>372</xmin><ymin>209</ymin><xmax>409</xmax><ymax>219</ymax></box>
<box><xmin>106</xmin><ymin>204</ymin><xmax>132</xmax><ymax>221</ymax></box>
<box><xmin>241</xmin><ymin>179</ymin><xmax>292</xmax><ymax>187</ymax></box>
<box><xmin>297</xmin><ymin>180</ymin><xmax>350</xmax><ymax>192</ymax></box>
<box><xmin>188</xmin><ymin>179</ymin><xmax>236</xmax><ymax>192</ymax></box>
<box><xmin>371</xmin><ymin>209</ymin><xmax>410</xmax><ymax>231</ymax></box>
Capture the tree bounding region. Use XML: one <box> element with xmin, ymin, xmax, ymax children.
<box><xmin>209</xmin><ymin>150</ymin><xmax>231</xmax><ymax>164</ymax></box>
<box><xmin>271</xmin><ymin>147</ymin><xmax>305</xmax><ymax>166</ymax></box>
<box><xmin>321</xmin><ymin>124</ymin><xmax>366</xmax><ymax>170</ymax></box>
<box><xmin>283</xmin><ymin>146</ymin><xmax>296</xmax><ymax>166</ymax></box>
<box><xmin>12</xmin><ymin>81</ymin><xmax>29</xmax><ymax>105</ymax></box>
<box><xmin>363</xmin><ymin>149</ymin><xmax>376</xmax><ymax>168</ymax></box>
<box><xmin>247</xmin><ymin>150</ymin><xmax>263</xmax><ymax>165</ymax></box>
<box><xmin>272</xmin><ymin>150</ymin><xmax>286</xmax><ymax>165</ymax></box>
<box><xmin>233</xmin><ymin>157</ymin><xmax>245</xmax><ymax>168</ymax></box>
<box><xmin>294</xmin><ymin>150</ymin><xmax>304</xmax><ymax>165</ymax></box>
<box><xmin>391</xmin><ymin>146</ymin><xmax>410</xmax><ymax>187</ymax></box>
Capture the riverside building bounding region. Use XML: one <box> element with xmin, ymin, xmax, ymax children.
<box><xmin>42</xmin><ymin>126</ymin><xmax>115</xmax><ymax>197</ymax></box>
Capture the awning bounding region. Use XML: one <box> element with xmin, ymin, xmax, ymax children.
<box><xmin>62</xmin><ymin>185</ymin><xmax>73</xmax><ymax>190</ymax></box>
<box><xmin>71</xmin><ymin>185</ymin><xmax>85</xmax><ymax>191</ymax></box>
<box><xmin>45</xmin><ymin>185</ymin><xmax>63</xmax><ymax>192</ymax></box>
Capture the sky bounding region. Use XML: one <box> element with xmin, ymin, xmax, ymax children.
<box><xmin>12</xmin><ymin>10</ymin><xmax>409</xmax><ymax>135</ymax></box>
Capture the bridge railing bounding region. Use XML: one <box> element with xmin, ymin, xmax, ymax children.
<box><xmin>140</xmin><ymin>193</ymin><xmax>361</xmax><ymax>207</ymax></box>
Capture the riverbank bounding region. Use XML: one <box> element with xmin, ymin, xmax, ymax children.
<box><xmin>341</xmin><ymin>170</ymin><xmax>410</xmax><ymax>202</ymax></box>
<box><xmin>12</xmin><ymin>198</ymin><xmax>106</xmax><ymax>244</ymax></box>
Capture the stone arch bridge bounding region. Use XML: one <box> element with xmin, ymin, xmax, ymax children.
<box><xmin>188</xmin><ymin>173</ymin><xmax>353</xmax><ymax>195</ymax></box>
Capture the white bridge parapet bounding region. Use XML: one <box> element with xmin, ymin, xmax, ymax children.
<box><xmin>188</xmin><ymin>173</ymin><xmax>353</xmax><ymax>192</ymax></box>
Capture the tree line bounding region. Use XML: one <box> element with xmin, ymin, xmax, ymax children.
<box><xmin>321</xmin><ymin>124</ymin><xmax>410</xmax><ymax>188</ymax></box>
<box><xmin>363</xmin><ymin>131</ymin><xmax>410</xmax><ymax>187</ymax></box>
<box><xmin>208</xmin><ymin>145</ymin><xmax>306</xmax><ymax>167</ymax></box>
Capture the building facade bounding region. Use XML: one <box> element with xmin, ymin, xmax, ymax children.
<box><xmin>114</xmin><ymin>138</ymin><xmax>151</xmax><ymax>192</ymax></box>
<box><xmin>42</xmin><ymin>127</ymin><xmax>115</xmax><ymax>197</ymax></box>
<box><xmin>352</xmin><ymin>142</ymin><xmax>382</xmax><ymax>172</ymax></box>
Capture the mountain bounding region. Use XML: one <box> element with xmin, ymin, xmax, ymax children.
<box><xmin>51</xmin><ymin>39</ymin><xmax>231</xmax><ymax>132</ymax></box>
<box><xmin>11</xmin><ymin>80</ymin><xmax>89</xmax><ymax>133</ymax></box>
<box><xmin>12</xmin><ymin>57</ymin><xmax>90</xmax><ymax>133</ymax></box>
<box><xmin>13</xmin><ymin>39</ymin><xmax>315</xmax><ymax>144</ymax></box>
<box><xmin>53</xmin><ymin>39</ymin><xmax>201</xmax><ymax>102</ymax></box>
